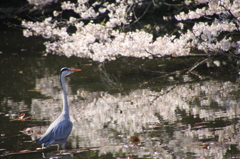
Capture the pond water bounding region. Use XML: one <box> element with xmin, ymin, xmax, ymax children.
<box><xmin>1</xmin><ymin>28</ymin><xmax>240</xmax><ymax>159</ymax></box>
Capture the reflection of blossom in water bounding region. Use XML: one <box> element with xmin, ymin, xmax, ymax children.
<box><xmin>2</xmin><ymin>73</ymin><xmax>238</xmax><ymax>157</ymax></box>
<box><xmin>18</xmin><ymin>74</ymin><xmax>240</xmax><ymax>158</ymax></box>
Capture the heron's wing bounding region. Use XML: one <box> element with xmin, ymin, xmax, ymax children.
<box><xmin>37</xmin><ymin>119</ymin><xmax>73</xmax><ymax>145</ymax></box>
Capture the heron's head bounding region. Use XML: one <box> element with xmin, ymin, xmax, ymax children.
<box><xmin>60</xmin><ymin>67</ymin><xmax>82</xmax><ymax>77</ymax></box>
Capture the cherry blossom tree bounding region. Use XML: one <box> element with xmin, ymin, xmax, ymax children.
<box><xmin>22</xmin><ymin>0</ymin><xmax>240</xmax><ymax>63</ymax></box>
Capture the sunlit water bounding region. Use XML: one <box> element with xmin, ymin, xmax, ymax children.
<box><xmin>1</xmin><ymin>29</ymin><xmax>240</xmax><ymax>159</ymax></box>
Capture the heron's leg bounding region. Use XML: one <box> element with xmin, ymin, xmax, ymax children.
<box><xmin>41</xmin><ymin>144</ymin><xmax>47</xmax><ymax>158</ymax></box>
<box><xmin>41</xmin><ymin>143</ymin><xmax>46</xmax><ymax>149</ymax></box>
<box><xmin>59</xmin><ymin>142</ymin><xmax>67</xmax><ymax>154</ymax></box>
<box><xmin>57</xmin><ymin>144</ymin><xmax>60</xmax><ymax>151</ymax></box>
<box><xmin>61</xmin><ymin>142</ymin><xmax>66</xmax><ymax>150</ymax></box>
<box><xmin>42</xmin><ymin>152</ymin><xmax>46</xmax><ymax>158</ymax></box>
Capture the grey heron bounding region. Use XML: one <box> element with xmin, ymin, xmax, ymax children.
<box><xmin>36</xmin><ymin>67</ymin><xmax>81</xmax><ymax>150</ymax></box>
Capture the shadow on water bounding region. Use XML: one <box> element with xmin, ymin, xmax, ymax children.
<box><xmin>1</xmin><ymin>29</ymin><xmax>240</xmax><ymax>159</ymax></box>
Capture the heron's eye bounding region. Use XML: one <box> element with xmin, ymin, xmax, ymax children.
<box><xmin>60</xmin><ymin>67</ymin><xmax>69</xmax><ymax>73</ymax></box>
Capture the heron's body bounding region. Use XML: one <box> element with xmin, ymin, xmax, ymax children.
<box><xmin>36</xmin><ymin>67</ymin><xmax>81</xmax><ymax>150</ymax></box>
<box><xmin>36</xmin><ymin>113</ymin><xmax>73</xmax><ymax>148</ymax></box>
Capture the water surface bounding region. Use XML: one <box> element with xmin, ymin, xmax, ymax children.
<box><xmin>1</xmin><ymin>28</ymin><xmax>240</xmax><ymax>159</ymax></box>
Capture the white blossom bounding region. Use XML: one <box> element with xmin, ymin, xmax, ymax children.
<box><xmin>22</xmin><ymin>0</ymin><xmax>240</xmax><ymax>62</ymax></box>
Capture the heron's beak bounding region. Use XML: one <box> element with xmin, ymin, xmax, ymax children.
<box><xmin>70</xmin><ymin>69</ymin><xmax>82</xmax><ymax>72</ymax></box>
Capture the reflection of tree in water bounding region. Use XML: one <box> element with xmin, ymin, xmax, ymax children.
<box><xmin>21</xmin><ymin>74</ymin><xmax>240</xmax><ymax>158</ymax></box>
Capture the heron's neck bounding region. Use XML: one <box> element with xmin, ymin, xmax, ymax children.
<box><xmin>60</xmin><ymin>76</ymin><xmax>69</xmax><ymax>117</ymax></box>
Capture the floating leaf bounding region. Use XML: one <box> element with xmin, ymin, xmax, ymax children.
<box><xmin>200</xmin><ymin>145</ymin><xmax>210</xmax><ymax>149</ymax></box>
<box><xmin>19</xmin><ymin>113</ymin><xmax>25</xmax><ymax>119</ymax></box>
<box><xmin>130</xmin><ymin>136</ymin><xmax>140</xmax><ymax>144</ymax></box>
<box><xmin>36</xmin><ymin>130</ymin><xmax>42</xmax><ymax>134</ymax></box>
<box><xmin>28</xmin><ymin>89</ymin><xmax>42</xmax><ymax>92</ymax></box>
<box><xmin>19</xmin><ymin>113</ymin><xmax>32</xmax><ymax>121</ymax></box>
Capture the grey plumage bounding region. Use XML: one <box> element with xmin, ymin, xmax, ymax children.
<box><xmin>36</xmin><ymin>67</ymin><xmax>81</xmax><ymax>150</ymax></box>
